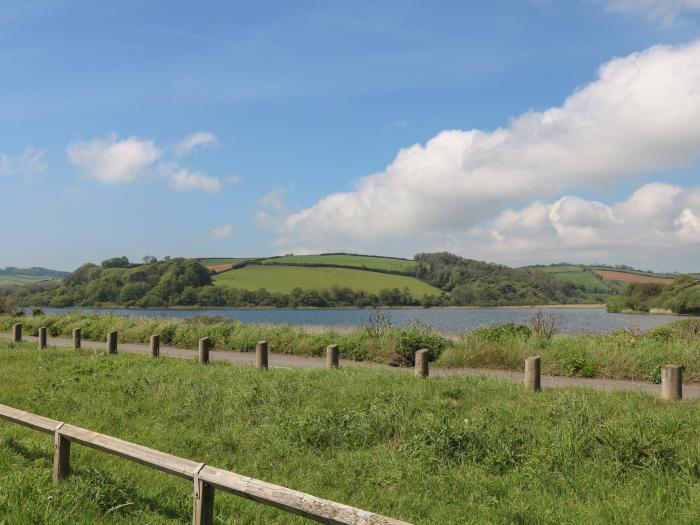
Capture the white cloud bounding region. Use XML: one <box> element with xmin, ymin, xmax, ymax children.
<box><xmin>68</xmin><ymin>132</ymin><xmax>223</xmax><ymax>192</ymax></box>
<box><xmin>0</xmin><ymin>146</ymin><xmax>46</xmax><ymax>178</ymax></box>
<box><xmin>256</xmin><ymin>186</ymin><xmax>291</xmax><ymax>228</ymax></box>
<box><xmin>440</xmin><ymin>183</ymin><xmax>700</xmax><ymax>269</ymax></box>
<box><xmin>158</xmin><ymin>162</ymin><xmax>220</xmax><ymax>192</ymax></box>
<box><xmin>174</xmin><ymin>131</ymin><xmax>218</xmax><ymax>156</ymax></box>
<box><xmin>67</xmin><ymin>135</ymin><xmax>160</xmax><ymax>183</ymax></box>
<box><xmin>210</xmin><ymin>224</ymin><xmax>233</xmax><ymax>239</ymax></box>
<box><xmin>603</xmin><ymin>0</ymin><xmax>700</xmax><ymax>25</ymax></box>
<box><xmin>279</xmin><ymin>40</ymin><xmax>700</xmax><ymax>256</ymax></box>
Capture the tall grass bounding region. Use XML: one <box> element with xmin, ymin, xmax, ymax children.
<box><xmin>1</xmin><ymin>340</ymin><xmax>700</xmax><ymax>523</ymax></box>
<box><xmin>3</xmin><ymin>313</ymin><xmax>700</xmax><ymax>382</ymax></box>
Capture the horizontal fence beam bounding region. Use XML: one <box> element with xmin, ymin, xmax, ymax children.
<box><xmin>0</xmin><ymin>403</ymin><xmax>410</xmax><ymax>525</ymax></box>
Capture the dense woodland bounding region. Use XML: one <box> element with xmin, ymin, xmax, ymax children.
<box><xmin>606</xmin><ymin>276</ymin><xmax>700</xmax><ymax>314</ymax></box>
<box><xmin>0</xmin><ymin>252</ymin><xmax>604</xmax><ymax>309</ymax></box>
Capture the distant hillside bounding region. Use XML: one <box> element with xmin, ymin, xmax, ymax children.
<box><xmin>0</xmin><ymin>267</ymin><xmax>69</xmax><ymax>287</ymax></box>
<box><xmin>607</xmin><ymin>275</ymin><xmax>700</xmax><ymax>314</ymax></box>
<box><xmin>2</xmin><ymin>252</ymin><xmax>623</xmax><ymax>308</ymax></box>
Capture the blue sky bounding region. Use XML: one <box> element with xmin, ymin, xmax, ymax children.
<box><xmin>2</xmin><ymin>0</ymin><xmax>700</xmax><ymax>271</ymax></box>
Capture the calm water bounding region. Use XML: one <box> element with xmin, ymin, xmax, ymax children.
<box><xmin>37</xmin><ymin>306</ymin><xmax>692</xmax><ymax>335</ymax></box>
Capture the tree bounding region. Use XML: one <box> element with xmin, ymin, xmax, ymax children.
<box><xmin>142</xmin><ymin>255</ymin><xmax>157</xmax><ymax>264</ymax></box>
<box><xmin>101</xmin><ymin>256</ymin><xmax>130</xmax><ymax>269</ymax></box>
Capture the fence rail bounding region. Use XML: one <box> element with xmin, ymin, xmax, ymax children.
<box><xmin>0</xmin><ymin>403</ymin><xmax>411</xmax><ymax>525</ymax></box>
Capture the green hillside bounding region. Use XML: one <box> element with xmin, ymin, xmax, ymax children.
<box><xmin>532</xmin><ymin>265</ymin><xmax>622</xmax><ymax>293</ymax></box>
<box><xmin>0</xmin><ymin>275</ymin><xmax>59</xmax><ymax>287</ymax></box>
<box><xmin>214</xmin><ymin>264</ymin><xmax>439</xmax><ymax>295</ymax></box>
<box><xmin>198</xmin><ymin>257</ymin><xmax>258</xmax><ymax>267</ymax></box>
<box><xmin>264</xmin><ymin>254</ymin><xmax>417</xmax><ymax>273</ymax></box>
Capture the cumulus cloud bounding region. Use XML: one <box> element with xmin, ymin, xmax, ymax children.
<box><xmin>440</xmin><ymin>183</ymin><xmax>700</xmax><ymax>269</ymax></box>
<box><xmin>68</xmin><ymin>135</ymin><xmax>160</xmax><ymax>183</ymax></box>
<box><xmin>210</xmin><ymin>224</ymin><xmax>233</xmax><ymax>239</ymax></box>
<box><xmin>67</xmin><ymin>132</ymin><xmax>222</xmax><ymax>192</ymax></box>
<box><xmin>157</xmin><ymin>161</ymin><xmax>221</xmax><ymax>193</ymax></box>
<box><xmin>603</xmin><ymin>0</ymin><xmax>700</xmax><ymax>25</ymax></box>
<box><xmin>279</xmin><ymin>40</ymin><xmax>700</xmax><ymax>255</ymax></box>
<box><xmin>174</xmin><ymin>131</ymin><xmax>218</xmax><ymax>156</ymax></box>
<box><xmin>0</xmin><ymin>146</ymin><xmax>46</xmax><ymax>178</ymax></box>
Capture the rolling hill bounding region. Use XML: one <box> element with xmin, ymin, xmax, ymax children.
<box><xmin>213</xmin><ymin>264</ymin><xmax>440</xmax><ymax>295</ymax></box>
<box><xmin>0</xmin><ymin>267</ymin><xmax>68</xmax><ymax>287</ymax></box>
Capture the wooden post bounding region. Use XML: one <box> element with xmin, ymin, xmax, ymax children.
<box><xmin>106</xmin><ymin>330</ymin><xmax>118</xmax><ymax>355</ymax></box>
<box><xmin>39</xmin><ymin>327</ymin><xmax>47</xmax><ymax>350</ymax></box>
<box><xmin>524</xmin><ymin>356</ymin><xmax>541</xmax><ymax>391</ymax></box>
<box><xmin>11</xmin><ymin>323</ymin><xmax>21</xmax><ymax>343</ymax></box>
<box><xmin>52</xmin><ymin>431</ymin><xmax>70</xmax><ymax>484</ymax></box>
<box><xmin>326</xmin><ymin>344</ymin><xmax>339</xmax><ymax>369</ymax></box>
<box><xmin>415</xmin><ymin>348</ymin><xmax>429</xmax><ymax>378</ymax></box>
<box><xmin>193</xmin><ymin>480</ymin><xmax>215</xmax><ymax>525</ymax></box>
<box><xmin>73</xmin><ymin>328</ymin><xmax>81</xmax><ymax>350</ymax></box>
<box><xmin>199</xmin><ymin>337</ymin><xmax>209</xmax><ymax>364</ymax></box>
<box><xmin>661</xmin><ymin>364</ymin><xmax>683</xmax><ymax>401</ymax></box>
<box><xmin>256</xmin><ymin>341</ymin><xmax>268</xmax><ymax>370</ymax></box>
<box><xmin>150</xmin><ymin>334</ymin><xmax>160</xmax><ymax>358</ymax></box>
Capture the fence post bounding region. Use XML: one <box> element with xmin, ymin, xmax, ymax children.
<box><xmin>11</xmin><ymin>323</ymin><xmax>21</xmax><ymax>343</ymax></box>
<box><xmin>415</xmin><ymin>349</ymin><xmax>429</xmax><ymax>378</ymax></box>
<box><xmin>661</xmin><ymin>364</ymin><xmax>683</xmax><ymax>401</ymax></box>
<box><xmin>256</xmin><ymin>341</ymin><xmax>268</xmax><ymax>370</ymax></box>
<box><xmin>326</xmin><ymin>344</ymin><xmax>339</xmax><ymax>369</ymax></box>
<box><xmin>39</xmin><ymin>327</ymin><xmax>47</xmax><ymax>350</ymax></box>
<box><xmin>106</xmin><ymin>330</ymin><xmax>118</xmax><ymax>355</ymax></box>
<box><xmin>52</xmin><ymin>430</ymin><xmax>70</xmax><ymax>484</ymax></box>
<box><xmin>150</xmin><ymin>334</ymin><xmax>160</xmax><ymax>358</ymax></box>
<box><xmin>193</xmin><ymin>479</ymin><xmax>215</xmax><ymax>525</ymax></box>
<box><xmin>73</xmin><ymin>328</ymin><xmax>81</xmax><ymax>350</ymax></box>
<box><xmin>199</xmin><ymin>337</ymin><xmax>209</xmax><ymax>364</ymax></box>
<box><xmin>524</xmin><ymin>356</ymin><xmax>541</xmax><ymax>391</ymax></box>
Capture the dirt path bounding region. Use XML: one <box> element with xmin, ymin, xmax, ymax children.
<box><xmin>2</xmin><ymin>332</ymin><xmax>698</xmax><ymax>399</ymax></box>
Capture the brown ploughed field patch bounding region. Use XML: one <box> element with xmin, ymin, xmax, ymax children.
<box><xmin>207</xmin><ymin>263</ymin><xmax>234</xmax><ymax>273</ymax></box>
<box><xmin>595</xmin><ymin>270</ymin><xmax>674</xmax><ymax>284</ymax></box>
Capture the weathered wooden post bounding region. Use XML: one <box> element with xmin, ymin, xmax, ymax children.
<box><xmin>326</xmin><ymin>344</ymin><xmax>339</xmax><ymax>369</ymax></box>
<box><xmin>106</xmin><ymin>330</ymin><xmax>118</xmax><ymax>355</ymax></box>
<box><xmin>661</xmin><ymin>364</ymin><xmax>683</xmax><ymax>401</ymax></box>
<box><xmin>11</xmin><ymin>323</ymin><xmax>21</xmax><ymax>343</ymax></box>
<box><xmin>524</xmin><ymin>356</ymin><xmax>541</xmax><ymax>391</ymax></box>
<box><xmin>415</xmin><ymin>348</ymin><xmax>429</xmax><ymax>378</ymax></box>
<box><xmin>199</xmin><ymin>337</ymin><xmax>210</xmax><ymax>364</ymax></box>
<box><xmin>256</xmin><ymin>341</ymin><xmax>268</xmax><ymax>370</ymax></box>
<box><xmin>193</xmin><ymin>477</ymin><xmax>215</xmax><ymax>525</ymax></box>
<box><xmin>39</xmin><ymin>327</ymin><xmax>47</xmax><ymax>350</ymax></box>
<box><xmin>52</xmin><ymin>428</ymin><xmax>70</xmax><ymax>484</ymax></box>
<box><xmin>150</xmin><ymin>334</ymin><xmax>160</xmax><ymax>358</ymax></box>
<box><xmin>73</xmin><ymin>328</ymin><xmax>81</xmax><ymax>350</ymax></box>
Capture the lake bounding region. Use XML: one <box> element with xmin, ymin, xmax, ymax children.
<box><xmin>36</xmin><ymin>306</ymin><xmax>692</xmax><ymax>335</ymax></box>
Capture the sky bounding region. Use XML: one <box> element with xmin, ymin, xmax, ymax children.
<box><xmin>2</xmin><ymin>0</ymin><xmax>700</xmax><ymax>272</ymax></box>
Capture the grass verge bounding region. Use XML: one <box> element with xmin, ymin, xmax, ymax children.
<box><xmin>2</xmin><ymin>341</ymin><xmax>700</xmax><ymax>523</ymax></box>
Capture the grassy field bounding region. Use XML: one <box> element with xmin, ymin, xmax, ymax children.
<box><xmin>213</xmin><ymin>265</ymin><xmax>439</xmax><ymax>296</ymax></box>
<box><xmin>265</xmin><ymin>254</ymin><xmax>417</xmax><ymax>273</ymax></box>
<box><xmin>0</xmin><ymin>275</ymin><xmax>58</xmax><ymax>287</ymax></box>
<box><xmin>4</xmin><ymin>313</ymin><xmax>700</xmax><ymax>382</ymax></box>
<box><xmin>197</xmin><ymin>258</ymin><xmax>258</xmax><ymax>267</ymax></box>
<box><xmin>532</xmin><ymin>265</ymin><xmax>622</xmax><ymax>293</ymax></box>
<box><xmin>2</xmin><ymin>339</ymin><xmax>700</xmax><ymax>524</ymax></box>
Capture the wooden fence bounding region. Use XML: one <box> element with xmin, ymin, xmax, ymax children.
<box><xmin>0</xmin><ymin>403</ymin><xmax>411</xmax><ymax>525</ymax></box>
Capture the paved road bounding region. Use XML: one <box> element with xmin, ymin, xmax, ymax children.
<box><xmin>2</xmin><ymin>332</ymin><xmax>698</xmax><ymax>399</ymax></box>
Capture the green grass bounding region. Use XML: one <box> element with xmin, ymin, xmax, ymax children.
<box><xmin>0</xmin><ymin>275</ymin><xmax>58</xmax><ymax>287</ymax></box>
<box><xmin>213</xmin><ymin>265</ymin><xmax>439</xmax><ymax>296</ymax></box>
<box><xmin>531</xmin><ymin>266</ymin><xmax>621</xmax><ymax>293</ymax></box>
<box><xmin>197</xmin><ymin>258</ymin><xmax>258</xmax><ymax>267</ymax></box>
<box><xmin>5</xmin><ymin>314</ymin><xmax>700</xmax><ymax>383</ymax></box>
<box><xmin>265</xmin><ymin>254</ymin><xmax>417</xmax><ymax>273</ymax></box>
<box><xmin>2</xmin><ymin>340</ymin><xmax>700</xmax><ymax>524</ymax></box>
